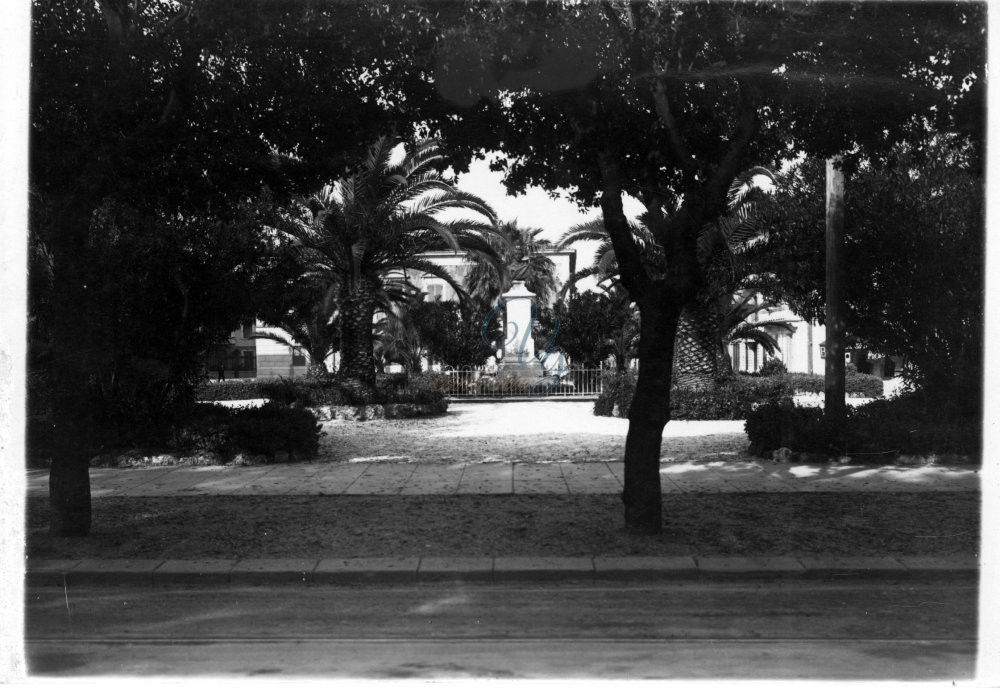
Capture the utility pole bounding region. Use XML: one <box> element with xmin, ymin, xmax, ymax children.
<box><xmin>825</xmin><ymin>157</ymin><xmax>846</xmax><ymax>425</ymax></box>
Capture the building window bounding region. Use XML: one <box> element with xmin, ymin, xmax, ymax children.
<box><xmin>426</xmin><ymin>284</ymin><xmax>444</xmax><ymax>301</ymax></box>
<box><xmin>291</xmin><ymin>347</ymin><xmax>306</xmax><ymax>367</ymax></box>
<box><xmin>240</xmin><ymin>350</ymin><xmax>256</xmax><ymax>372</ymax></box>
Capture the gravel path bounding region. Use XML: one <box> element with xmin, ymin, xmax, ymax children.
<box><xmin>316</xmin><ymin>401</ymin><xmax>750</xmax><ymax>464</ymax></box>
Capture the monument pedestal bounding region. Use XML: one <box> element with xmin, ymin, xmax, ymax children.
<box><xmin>496</xmin><ymin>281</ymin><xmax>546</xmax><ymax>385</ymax></box>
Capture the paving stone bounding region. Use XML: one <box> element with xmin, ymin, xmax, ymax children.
<box><xmin>696</xmin><ymin>556</ymin><xmax>805</xmax><ymax>576</ymax></box>
<box><xmin>493</xmin><ymin>556</ymin><xmax>594</xmax><ymax>581</ymax></box>
<box><xmin>417</xmin><ymin>557</ymin><xmax>494</xmax><ymax>582</ymax></box>
<box><xmin>25</xmin><ymin>560</ymin><xmax>80</xmax><ymax>587</ymax></box>
<box><xmin>68</xmin><ymin>559</ymin><xmax>164</xmax><ymax>586</ymax></box>
<box><xmin>313</xmin><ymin>557</ymin><xmax>420</xmax><ymax>584</ymax></box>
<box><xmin>797</xmin><ymin>556</ymin><xmax>906</xmax><ymax>577</ymax></box>
<box><xmin>153</xmin><ymin>559</ymin><xmax>236</xmax><ymax>586</ymax></box>
<box><xmin>593</xmin><ymin>556</ymin><xmax>698</xmax><ymax>580</ymax></box>
<box><xmin>229</xmin><ymin>559</ymin><xmax>318</xmax><ymax>585</ymax></box>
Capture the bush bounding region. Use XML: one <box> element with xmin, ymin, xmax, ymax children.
<box><xmin>595</xmin><ymin>371</ymin><xmax>791</xmax><ymax>420</ymax></box>
<box><xmin>783</xmin><ymin>371</ymin><xmax>883</xmax><ymax>399</ymax></box>
<box><xmin>197</xmin><ymin>376</ymin><xmax>446</xmax><ymax>407</ymax></box>
<box><xmin>744</xmin><ymin>401</ymin><xmax>831</xmax><ymax>457</ymax></box>
<box><xmin>171</xmin><ymin>402</ymin><xmax>322</xmax><ymax>460</ymax></box>
<box><xmin>744</xmin><ymin>394</ymin><xmax>982</xmax><ymax>458</ymax></box>
<box><xmin>670</xmin><ymin>376</ymin><xmax>793</xmax><ymax>420</ymax></box>
<box><xmin>593</xmin><ymin>369</ymin><xmax>638</xmax><ymax>416</ymax></box>
<box><xmin>196</xmin><ymin>378</ymin><xmax>268</xmax><ymax>401</ymax></box>
<box><xmin>758</xmin><ymin>359</ymin><xmax>788</xmax><ymax>377</ymax></box>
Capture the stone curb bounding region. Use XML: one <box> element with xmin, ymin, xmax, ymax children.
<box><xmin>24</xmin><ymin>555</ymin><xmax>979</xmax><ymax>587</ymax></box>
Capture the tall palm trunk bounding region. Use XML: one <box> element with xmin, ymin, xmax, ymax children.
<box><xmin>338</xmin><ymin>280</ymin><xmax>377</xmax><ymax>387</ymax></box>
<box><xmin>673</xmin><ymin>303</ymin><xmax>729</xmax><ymax>387</ymax></box>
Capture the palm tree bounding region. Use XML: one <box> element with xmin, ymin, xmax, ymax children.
<box><xmin>598</xmin><ymin>282</ymin><xmax>640</xmax><ymax>373</ymax></box>
<box><xmin>715</xmin><ymin>290</ymin><xmax>796</xmax><ymax>375</ymax></box>
<box><xmin>465</xmin><ymin>220</ymin><xmax>558</xmax><ymax>306</ymax></box>
<box><xmin>279</xmin><ymin>137</ymin><xmax>500</xmax><ymax>386</ymax></box>
<box><xmin>558</xmin><ymin>167</ymin><xmax>778</xmax><ymax>386</ymax></box>
<box><xmin>373</xmin><ymin>291</ymin><xmax>426</xmax><ymax>373</ymax></box>
<box><xmin>252</xmin><ymin>280</ymin><xmax>340</xmax><ymax>379</ymax></box>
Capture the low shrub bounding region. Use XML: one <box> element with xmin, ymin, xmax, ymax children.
<box><xmin>744</xmin><ymin>401</ymin><xmax>830</xmax><ymax>457</ymax></box>
<box><xmin>744</xmin><ymin>393</ymin><xmax>982</xmax><ymax>458</ymax></box>
<box><xmin>171</xmin><ymin>402</ymin><xmax>322</xmax><ymax>461</ymax></box>
<box><xmin>195</xmin><ymin>378</ymin><xmax>268</xmax><ymax>401</ymax></box>
<box><xmin>671</xmin><ymin>376</ymin><xmax>794</xmax><ymax>420</ymax></box>
<box><xmin>783</xmin><ymin>371</ymin><xmax>884</xmax><ymax>399</ymax></box>
<box><xmin>198</xmin><ymin>376</ymin><xmax>446</xmax><ymax>407</ymax></box>
<box><xmin>593</xmin><ymin>369</ymin><xmax>637</xmax><ymax>417</ymax></box>
<box><xmin>758</xmin><ymin>359</ymin><xmax>788</xmax><ymax>377</ymax></box>
<box><xmin>595</xmin><ymin>371</ymin><xmax>791</xmax><ymax>420</ymax></box>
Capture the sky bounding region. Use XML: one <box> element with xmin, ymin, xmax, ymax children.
<box><xmin>450</xmin><ymin>154</ymin><xmax>646</xmax><ymax>285</ymax></box>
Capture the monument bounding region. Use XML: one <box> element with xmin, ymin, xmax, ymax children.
<box><xmin>496</xmin><ymin>280</ymin><xmax>545</xmax><ymax>383</ymax></box>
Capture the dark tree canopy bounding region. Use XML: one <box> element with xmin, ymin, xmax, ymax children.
<box><xmin>423</xmin><ymin>0</ymin><xmax>984</xmax><ymax>534</ymax></box>
<box><xmin>746</xmin><ymin>136</ymin><xmax>984</xmax><ymax>415</ymax></box>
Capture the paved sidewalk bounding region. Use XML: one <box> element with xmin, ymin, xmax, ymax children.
<box><xmin>26</xmin><ymin>457</ymin><xmax>980</xmax><ymax>498</ymax></box>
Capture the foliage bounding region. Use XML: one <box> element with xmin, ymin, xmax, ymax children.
<box><xmin>465</xmin><ymin>221</ymin><xmax>559</xmax><ymax>307</ymax></box>
<box><xmin>746</xmin><ymin>137</ymin><xmax>984</xmax><ymax>415</ymax></box>
<box><xmin>745</xmin><ymin>395</ymin><xmax>981</xmax><ymax>459</ymax></box>
<box><xmin>669</xmin><ymin>378</ymin><xmax>793</xmax><ymax>420</ymax></box>
<box><xmin>252</xmin><ymin>276</ymin><xmax>341</xmax><ymax>377</ymax></box>
<box><xmin>31</xmin><ymin>0</ymin><xmax>451</xmax><ymax>532</ymax></box>
<box><xmin>276</xmin><ymin>137</ymin><xmax>500</xmax><ymax>385</ymax></box>
<box><xmin>594</xmin><ymin>370</ymin><xmax>881</xmax><ymax>420</ymax></box>
<box><xmin>171</xmin><ymin>403</ymin><xmax>322</xmax><ymax>461</ymax></box>
<box><xmin>782</xmin><ymin>372</ymin><xmax>884</xmax><ymax>399</ymax></box>
<box><xmin>28</xmin><ymin>197</ymin><xmax>277</xmax><ymax>457</ymax></box>
<box><xmin>374</xmin><ymin>293</ymin><xmax>426</xmax><ymax>374</ymax></box>
<box><xmin>548</xmin><ymin>287</ymin><xmax>639</xmax><ymax>370</ymax></box>
<box><xmin>593</xmin><ymin>369</ymin><xmax>638</xmax><ymax>417</ymax></box>
<box><xmin>428</xmin><ymin>1</ymin><xmax>984</xmax><ymax>531</ymax></box>
<box><xmin>260</xmin><ymin>377</ymin><xmax>445</xmax><ymax>407</ymax></box>
<box><xmin>408</xmin><ymin>299</ymin><xmax>500</xmax><ymax>368</ymax></box>
<box><xmin>758</xmin><ymin>359</ymin><xmax>788</xmax><ymax>377</ymax></box>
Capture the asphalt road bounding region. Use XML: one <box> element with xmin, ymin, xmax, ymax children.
<box><xmin>24</xmin><ymin>579</ymin><xmax>977</xmax><ymax>679</ymax></box>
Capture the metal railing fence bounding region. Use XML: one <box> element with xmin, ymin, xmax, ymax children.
<box><xmin>430</xmin><ymin>365</ymin><xmax>605</xmax><ymax>398</ymax></box>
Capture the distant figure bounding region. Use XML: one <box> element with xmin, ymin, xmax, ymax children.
<box><xmin>217</xmin><ymin>363</ymin><xmax>225</xmax><ymax>381</ymax></box>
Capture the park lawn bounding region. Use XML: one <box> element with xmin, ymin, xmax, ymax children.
<box><xmin>26</xmin><ymin>492</ymin><xmax>978</xmax><ymax>560</ymax></box>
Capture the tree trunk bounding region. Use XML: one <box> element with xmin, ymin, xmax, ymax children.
<box><xmin>824</xmin><ymin>158</ymin><xmax>847</xmax><ymax>426</ymax></box>
<box><xmin>622</xmin><ymin>296</ymin><xmax>680</xmax><ymax>534</ymax></box>
<box><xmin>47</xmin><ymin>204</ymin><xmax>95</xmax><ymax>537</ymax></box>
<box><xmin>338</xmin><ymin>280</ymin><xmax>377</xmax><ymax>387</ymax></box>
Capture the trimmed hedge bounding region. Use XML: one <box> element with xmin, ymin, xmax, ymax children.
<box><xmin>670</xmin><ymin>377</ymin><xmax>793</xmax><ymax>420</ymax></box>
<box><xmin>594</xmin><ymin>369</ymin><xmax>883</xmax><ymax>420</ymax></box>
<box><xmin>782</xmin><ymin>371</ymin><xmax>884</xmax><ymax>399</ymax></box>
<box><xmin>196</xmin><ymin>378</ymin><xmax>268</xmax><ymax>401</ymax></box>
<box><xmin>171</xmin><ymin>402</ymin><xmax>322</xmax><ymax>461</ymax></box>
<box><xmin>745</xmin><ymin>394</ymin><xmax>982</xmax><ymax>458</ymax></box>
<box><xmin>196</xmin><ymin>376</ymin><xmax>445</xmax><ymax>406</ymax></box>
<box><xmin>594</xmin><ymin>371</ymin><xmax>793</xmax><ymax>420</ymax></box>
